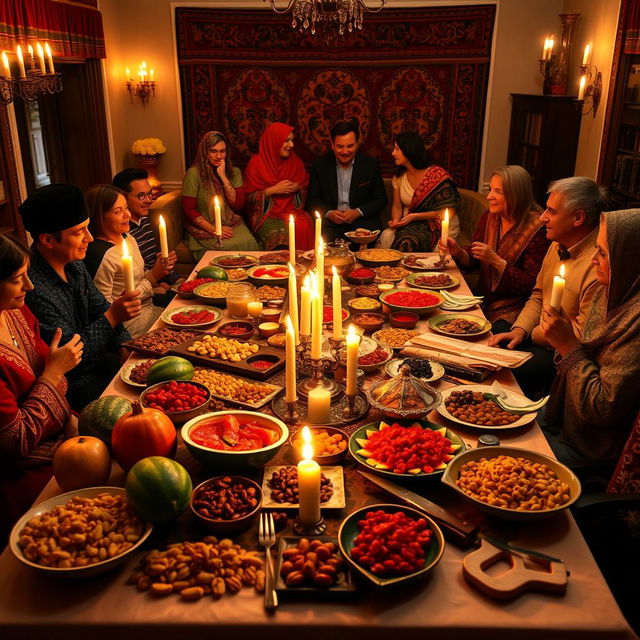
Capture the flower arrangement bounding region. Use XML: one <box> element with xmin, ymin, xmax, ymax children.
<box><xmin>131</xmin><ymin>138</ymin><xmax>166</xmax><ymax>156</ymax></box>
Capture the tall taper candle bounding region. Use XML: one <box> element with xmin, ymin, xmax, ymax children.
<box><xmin>298</xmin><ymin>427</ymin><xmax>321</xmax><ymax>526</ymax></box>
<box><xmin>550</xmin><ymin>263</ymin><xmax>566</xmax><ymax>311</ymax></box>
<box><xmin>44</xmin><ymin>42</ymin><xmax>54</xmax><ymax>74</ymax></box>
<box><xmin>213</xmin><ymin>195</ymin><xmax>222</xmax><ymax>237</ymax></box>
<box><xmin>121</xmin><ymin>238</ymin><xmax>135</xmax><ymax>295</ymax></box>
<box><xmin>288</xmin><ymin>263</ymin><xmax>299</xmax><ymax>345</ymax></box>
<box><xmin>441</xmin><ymin>208</ymin><xmax>450</xmax><ymax>246</ymax></box>
<box><xmin>285</xmin><ymin>316</ymin><xmax>298</xmax><ymax>403</ymax></box>
<box><xmin>36</xmin><ymin>43</ymin><xmax>46</xmax><ymax>74</ymax></box>
<box><xmin>345</xmin><ymin>324</ymin><xmax>360</xmax><ymax>396</ymax></box>
<box><xmin>158</xmin><ymin>215</ymin><xmax>169</xmax><ymax>259</ymax></box>
<box><xmin>16</xmin><ymin>45</ymin><xmax>25</xmax><ymax>78</ymax></box>
<box><xmin>1</xmin><ymin>52</ymin><xmax>10</xmax><ymax>78</ymax></box>
<box><xmin>300</xmin><ymin>274</ymin><xmax>311</xmax><ymax>337</ymax></box>
<box><xmin>316</xmin><ymin>237</ymin><xmax>325</xmax><ymax>303</ymax></box>
<box><xmin>331</xmin><ymin>265</ymin><xmax>342</xmax><ymax>339</ymax></box>
<box><xmin>289</xmin><ymin>214</ymin><xmax>296</xmax><ymax>266</ymax></box>
<box><xmin>311</xmin><ymin>272</ymin><xmax>322</xmax><ymax>360</ymax></box>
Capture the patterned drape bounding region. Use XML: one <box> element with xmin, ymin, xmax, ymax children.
<box><xmin>0</xmin><ymin>0</ymin><xmax>105</xmax><ymax>58</ymax></box>
<box><xmin>176</xmin><ymin>5</ymin><xmax>495</xmax><ymax>188</ymax></box>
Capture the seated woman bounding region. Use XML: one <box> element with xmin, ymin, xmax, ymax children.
<box><xmin>540</xmin><ymin>208</ymin><xmax>640</xmax><ymax>474</ymax></box>
<box><xmin>378</xmin><ymin>132</ymin><xmax>461</xmax><ymax>252</ymax></box>
<box><xmin>182</xmin><ymin>131</ymin><xmax>259</xmax><ymax>260</ymax></box>
<box><xmin>0</xmin><ymin>234</ymin><xmax>82</xmax><ymax>541</ymax></box>
<box><xmin>84</xmin><ymin>185</ymin><xmax>162</xmax><ymax>339</ymax></box>
<box><xmin>244</xmin><ymin>122</ymin><xmax>314</xmax><ymax>250</ymax></box>
<box><xmin>442</xmin><ymin>165</ymin><xmax>549</xmax><ymax>326</ymax></box>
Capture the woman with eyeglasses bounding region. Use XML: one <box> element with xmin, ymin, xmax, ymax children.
<box><xmin>84</xmin><ymin>184</ymin><xmax>162</xmax><ymax>338</ymax></box>
<box><xmin>182</xmin><ymin>131</ymin><xmax>259</xmax><ymax>259</ymax></box>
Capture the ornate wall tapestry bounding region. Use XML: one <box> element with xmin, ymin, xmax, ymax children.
<box><xmin>176</xmin><ymin>5</ymin><xmax>495</xmax><ymax>188</ymax></box>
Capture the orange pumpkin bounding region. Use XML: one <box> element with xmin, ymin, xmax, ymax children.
<box><xmin>111</xmin><ymin>402</ymin><xmax>177</xmax><ymax>471</ymax></box>
<box><xmin>53</xmin><ymin>436</ymin><xmax>112</xmax><ymax>491</ymax></box>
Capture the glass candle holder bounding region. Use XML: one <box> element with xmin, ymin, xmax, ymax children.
<box><xmin>226</xmin><ymin>282</ymin><xmax>257</xmax><ymax>319</ymax></box>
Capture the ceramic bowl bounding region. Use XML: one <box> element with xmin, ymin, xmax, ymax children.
<box><xmin>288</xmin><ymin>426</ymin><xmax>348</xmax><ymax>465</ymax></box>
<box><xmin>216</xmin><ymin>321</ymin><xmax>255</xmax><ymax>341</ymax></box>
<box><xmin>258</xmin><ymin>322</ymin><xmax>281</xmax><ymax>338</ymax></box>
<box><xmin>357</xmin><ymin>345</ymin><xmax>394</xmax><ymax>373</ymax></box>
<box><xmin>347</xmin><ymin>297</ymin><xmax>382</xmax><ymax>314</ymax></box>
<box><xmin>140</xmin><ymin>380</ymin><xmax>211</xmax><ymax>424</ymax></box>
<box><xmin>389</xmin><ymin>311</ymin><xmax>419</xmax><ymax>329</ymax></box>
<box><xmin>345</xmin><ymin>270</ymin><xmax>377</xmax><ymax>285</ymax></box>
<box><xmin>246</xmin><ymin>264</ymin><xmax>290</xmax><ymax>287</ymax></box>
<box><xmin>379</xmin><ymin>288</ymin><xmax>444</xmax><ymax>317</ymax></box>
<box><xmin>351</xmin><ymin>312</ymin><xmax>386</xmax><ymax>334</ymax></box>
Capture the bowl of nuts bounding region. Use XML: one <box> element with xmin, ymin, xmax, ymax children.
<box><xmin>190</xmin><ymin>475</ymin><xmax>262</xmax><ymax>534</ymax></box>
<box><xmin>140</xmin><ymin>380</ymin><xmax>212</xmax><ymax>424</ymax></box>
<box><xmin>10</xmin><ymin>487</ymin><xmax>153</xmax><ymax>577</ymax></box>
<box><xmin>441</xmin><ymin>446</ymin><xmax>582</xmax><ymax>521</ymax></box>
<box><xmin>347</xmin><ymin>296</ymin><xmax>382</xmax><ymax>314</ymax></box>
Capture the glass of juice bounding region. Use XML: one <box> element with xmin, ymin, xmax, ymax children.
<box><xmin>226</xmin><ymin>283</ymin><xmax>256</xmax><ymax>319</ymax></box>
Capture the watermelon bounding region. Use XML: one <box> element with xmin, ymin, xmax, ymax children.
<box><xmin>78</xmin><ymin>395</ymin><xmax>132</xmax><ymax>447</ymax></box>
<box><xmin>125</xmin><ymin>456</ymin><xmax>192</xmax><ymax>523</ymax></box>
<box><xmin>197</xmin><ymin>266</ymin><xmax>228</xmax><ymax>281</ymax></box>
<box><xmin>146</xmin><ymin>356</ymin><xmax>194</xmax><ymax>385</ymax></box>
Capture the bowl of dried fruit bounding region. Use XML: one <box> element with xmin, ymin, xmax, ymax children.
<box><xmin>345</xmin><ymin>267</ymin><xmax>376</xmax><ymax>285</ymax></box>
<box><xmin>190</xmin><ymin>475</ymin><xmax>262</xmax><ymax>534</ymax></box>
<box><xmin>351</xmin><ymin>312</ymin><xmax>386</xmax><ymax>334</ymax></box>
<box><xmin>357</xmin><ymin>345</ymin><xmax>393</xmax><ymax>373</ymax></box>
<box><xmin>289</xmin><ymin>426</ymin><xmax>348</xmax><ymax>465</ymax></box>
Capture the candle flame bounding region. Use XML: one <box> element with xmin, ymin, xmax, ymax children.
<box><xmin>290</xmin><ymin>214</ymin><xmax>294</xmax><ymax>225</ymax></box>
<box><xmin>122</xmin><ymin>238</ymin><xmax>130</xmax><ymax>258</ymax></box>
<box><xmin>36</xmin><ymin>42</ymin><xmax>43</xmax><ymax>56</ymax></box>
<box><xmin>332</xmin><ymin>265</ymin><xmax>338</xmax><ymax>276</ymax></box>
<box><xmin>303</xmin><ymin>273</ymin><xmax>310</xmax><ymax>288</ymax></box>
<box><xmin>214</xmin><ymin>195</ymin><xmax>220</xmax><ymax>207</ymax></box>
<box><xmin>45</xmin><ymin>42</ymin><xmax>52</xmax><ymax>55</ymax></box>
<box><xmin>16</xmin><ymin>44</ymin><xmax>23</xmax><ymax>60</ymax></box>
<box><xmin>158</xmin><ymin>214</ymin><xmax>165</xmax><ymax>226</ymax></box>
<box><xmin>315</xmin><ymin>211</ymin><xmax>320</xmax><ymax>220</ymax></box>
<box><xmin>141</xmin><ymin>60</ymin><xmax>147</xmax><ymax>69</ymax></box>
<box><xmin>559</xmin><ymin>263</ymin><xmax>566</xmax><ymax>278</ymax></box>
<box><xmin>301</xmin><ymin>426</ymin><xmax>314</xmax><ymax>460</ymax></box>
<box><xmin>125</xmin><ymin>67</ymin><xmax>130</xmax><ymax>78</ymax></box>
<box><xmin>444</xmin><ymin>208</ymin><xmax>449</xmax><ymax>222</ymax></box>
<box><xmin>285</xmin><ymin>314</ymin><xmax>294</xmax><ymax>334</ymax></box>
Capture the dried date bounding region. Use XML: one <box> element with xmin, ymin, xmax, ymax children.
<box><xmin>268</xmin><ymin>466</ymin><xmax>333</xmax><ymax>504</ymax></box>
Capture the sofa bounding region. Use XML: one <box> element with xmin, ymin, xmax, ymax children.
<box><xmin>148</xmin><ymin>183</ymin><xmax>489</xmax><ymax>276</ymax></box>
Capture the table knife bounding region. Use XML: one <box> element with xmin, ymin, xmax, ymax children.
<box><xmin>358</xmin><ymin>471</ymin><xmax>479</xmax><ymax>548</ymax></box>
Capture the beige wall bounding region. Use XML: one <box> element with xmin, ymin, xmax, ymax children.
<box><xmin>98</xmin><ymin>0</ymin><xmax>620</xmax><ymax>190</ymax></box>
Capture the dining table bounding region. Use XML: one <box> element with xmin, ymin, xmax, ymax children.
<box><xmin>0</xmin><ymin>250</ymin><xmax>636</xmax><ymax>640</ymax></box>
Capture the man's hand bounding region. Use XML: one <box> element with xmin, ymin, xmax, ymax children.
<box><xmin>341</xmin><ymin>209</ymin><xmax>361</xmax><ymax>224</ymax></box>
<box><xmin>326</xmin><ymin>210</ymin><xmax>346</xmax><ymax>225</ymax></box>
<box><xmin>106</xmin><ymin>290</ymin><xmax>142</xmax><ymax>326</ymax></box>
<box><xmin>487</xmin><ymin>326</ymin><xmax>527</xmax><ymax>349</ymax></box>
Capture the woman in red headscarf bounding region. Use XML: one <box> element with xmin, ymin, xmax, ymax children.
<box><xmin>244</xmin><ymin>122</ymin><xmax>314</xmax><ymax>250</ymax></box>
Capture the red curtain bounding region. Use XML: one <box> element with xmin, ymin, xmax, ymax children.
<box><xmin>624</xmin><ymin>0</ymin><xmax>640</xmax><ymax>54</ymax></box>
<box><xmin>0</xmin><ymin>0</ymin><xmax>105</xmax><ymax>59</ymax></box>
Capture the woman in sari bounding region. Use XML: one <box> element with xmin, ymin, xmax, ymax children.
<box><xmin>540</xmin><ymin>208</ymin><xmax>640</xmax><ymax>473</ymax></box>
<box><xmin>244</xmin><ymin>122</ymin><xmax>314</xmax><ymax>251</ymax></box>
<box><xmin>182</xmin><ymin>131</ymin><xmax>259</xmax><ymax>260</ymax></box>
<box><xmin>442</xmin><ymin>165</ymin><xmax>549</xmax><ymax>326</ymax></box>
<box><xmin>0</xmin><ymin>234</ymin><xmax>82</xmax><ymax>541</ymax></box>
<box><xmin>378</xmin><ymin>132</ymin><xmax>461</xmax><ymax>252</ymax></box>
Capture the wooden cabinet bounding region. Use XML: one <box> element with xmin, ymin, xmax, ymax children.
<box><xmin>507</xmin><ymin>94</ymin><xmax>582</xmax><ymax>206</ymax></box>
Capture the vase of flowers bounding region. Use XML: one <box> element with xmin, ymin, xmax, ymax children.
<box><xmin>131</xmin><ymin>137</ymin><xmax>166</xmax><ymax>195</ymax></box>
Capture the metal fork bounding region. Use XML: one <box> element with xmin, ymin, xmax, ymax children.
<box><xmin>258</xmin><ymin>511</ymin><xmax>278</xmax><ymax>611</ymax></box>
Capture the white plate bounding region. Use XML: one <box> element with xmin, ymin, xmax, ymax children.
<box><xmin>161</xmin><ymin>305</ymin><xmax>223</xmax><ymax>328</ymax></box>
<box><xmin>120</xmin><ymin>358</ymin><xmax>156</xmax><ymax>388</ymax></box>
<box><xmin>384</xmin><ymin>358</ymin><xmax>445</xmax><ymax>382</ymax></box>
<box><xmin>10</xmin><ymin>487</ymin><xmax>153</xmax><ymax>577</ymax></box>
<box><xmin>437</xmin><ymin>384</ymin><xmax>537</xmax><ymax>430</ymax></box>
<box><xmin>440</xmin><ymin>301</ymin><xmax>479</xmax><ymax>311</ymax></box>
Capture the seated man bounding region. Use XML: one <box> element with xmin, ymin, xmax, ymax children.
<box><xmin>20</xmin><ymin>184</ymin><xmax>141</xmax><ymax>411</ymax></box>
<box><xmin>488</xmin><ymin>176</ymin><xmax>607</xmax><ymax>398</ymax></box>
<box><xmin>112</xmin><ymin>168</ymin><xmax>179</xmax><ymax>304</ymax></box>
<box><xmin>307</xmin><ymin>119</ymin><xmax>387</xmax><ymax>243</ymax></box>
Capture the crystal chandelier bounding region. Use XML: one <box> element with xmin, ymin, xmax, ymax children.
<box><xmin>263</xmin><ymin>0</ymin><xmax>387</xmax><ymax>36</ymax></box>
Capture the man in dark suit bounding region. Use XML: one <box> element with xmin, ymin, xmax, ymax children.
<box><xmin>308</xmin><ymin>120</ymin><xmax>387</xmax><ymax>243</ymax></box>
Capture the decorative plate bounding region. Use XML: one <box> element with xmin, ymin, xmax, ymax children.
<box><xmin>427</xmin><ymin>313</ymin><xmax>491</xmax><ymax>337</ymax></box>
<box><xmin>405</xmin><ymin>272</ymin><xmax>460</xmax><ymax>290</ymax></box>
<box><xmin>160</xmin><ymin>305</ymin><xmax>223</xmax><ymax>328</ymax></box>
<box><xmin>384</xmin><ymin>357</ymin><xmax>445</xmax><ymax>383</ymax></box>
<box><xmin>120</xmin><ymin>358</ymin><xmax>156</xmax><ymax>388</ymax></box>
<box><xmin>211</xmin><ymin>254</ymin><xmax>258</xmax><ymax>269</ymax></box>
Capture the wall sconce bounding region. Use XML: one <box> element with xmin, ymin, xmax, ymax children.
<box><xmin>125</xmin><ymin>61</ymin><xmax>156</xmax><ymax>106</ymax></box>
<box><xmin>577</xmin><ymin>44</ymin><xmax>601</xmax><ymax>117</ymax></box>
<box><xmin>0</xmin><ymin>42</ymin><xmax>62</xmax><ymax>105</ymax></box>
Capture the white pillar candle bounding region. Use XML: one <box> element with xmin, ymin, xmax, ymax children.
<box><xmin>550</xmin><ymin>263</ymin><xmax>566</xmax><ymax>311</ymax></box>
<box><xmin>289</xmin><ymin>214</ymin><xmax>296</xmax><ymax>265</ymax></box>
<box><xmin>311</xmin><ymin>273</ymin><xmax>323</xmax><ymax>360</ymax></box>
<box><xmin>121</xmin><ymin>238</ymin><xmax>135</xmax><ymax>295</ymax></box>
<box><xmin>298</xmin><ymin>427</ymin><xmax>321</xmax><ymax>525</ymax></box>
<box><xmin>213</xmin><ymin>195</ymin><xmax>222</xmax><ymax>236</ymax></box>
<box><xmin>578</xmin><ymin>75</ymin><xmax>587</xmax><ymax>100</ymax></box>
<box><xmin>331</xmin><ymin>265</ymin><xmax>342</xmax><ymax>339</ymax></box>
<box><xmin>36</xmin><ymin>42</ymin><xmax>46</xmax><ymax>74</ymax></box>
<box><xmin>16</xmin><ymin>45</ymin><xmax>25</xmax><ymax>78</ymax></box>
<box><xmin>300</xmin><ymin>274</ymin><xmax>311</xmax><ymax>337</ymax></box>
<box><xmin>582</xmin><ymin>43</ymin><xmax>591</xmax><ymax>66</ymax></box>
<box><xmin>1</xmin><ymin>52</ymin><xmax>10</xmax><ymax>78</ymax></box>
<box><xmin>345</xmin><ymin>324</ymin><xmax>360</xmax><ymax>396</ymax></box>
<box><xmin>441</xmin><ymin>208</ymin><xmax>450</xmax><ymax>246</ymax></box>
<box><xmin>316</xmin><ymin>237</ymin><xmax>324</xmax><ymax>303</ymax></box>
<box><xmin>44</xmin><ymin>43</ymin><xmax>54</xmax><ymax>74</ymax></box>
<box><xmin>285</xmin><ymin>316</ymin><xmax>298</xmax><ymax>403</ymax></box>
<box><xmin>307</xmin><ymin>387</ymin><xmax>331</xmax><ymax>424</ymax></box>
<box><xmin>288</xmin><ymin>262</ymin><xmax>299</xmax><ymax>345</ymax></box>
<box><xmin>158</xmin><ymin>214</ymin><xmax>169</xmax><ymax>258</ymax></box>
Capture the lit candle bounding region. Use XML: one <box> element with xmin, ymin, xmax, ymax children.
<box><xmin>213</xmin><ymin>195</ymin><xmax>222</xmax><ymax>236</ymax></box>
<box><xmin>16</xmin><ymin>45</ymin><xmax>25</xmax><ymax>78</ymax></box>
<box><xmin>310</xmin><ymin>273</ymin><xmax>322</xmax><ymax>360</ymax></box>
<box><xmin>289</xmin><ymin>214</ymin><xmax>296</xmax><ymax>266</ymax></box>
<box><xmin>331</xmin><ymin>265</ymin><xmax>342</xmax><ymax>339</ymax></box>
<box><xmin>1</xmin><ymin>52</ymin><xmax>10</xmax><ymax>79</ymax></box>
<box><xmin>582</xmin><ymin>43</ymin><xmax>591</xmax><ymax>66</ymax></box>
<box><xmin>288</xmin><ymin>262</ymin><xmax>299</xmax><ymax>345</ymax></box>
<box><xmin>297</xmin><ymin>427</ymin><xmax>321</xmax><ymax>525</ymax></box>
<box><xmin>247</xmin><ymin>300</ymin><xmax>263</xmax><ymax>320</ymax></box>
<box><xmin>36</xmin><ymin>43</ymin><xmax>46</xmax><ymax>74</ymax></box>
<box><xmin>285</xmin><ymin>316</ymin><xmax>298</xmax><ymax>403</ymax></box>
<box><xmin>121</xmin><ymin>238</ymin><xmax>135</xmax><ymax>295</ymax></box>
<box><xmin>44</xmin><ymin>43</ymin><xmax>54</xmax><ymax>74</ymax></box>
<box><xmin>441</xmin><ymin>208</ymin><xmax>450</xmax><ymax>246</ymax></box>
<box><xmin>158</xmin><ymin>214</ymin><xmax>169</xmax><ymax>259</ymax></box>
<box><xmin>578</xmin><ymin>75</ymin><xmax>587</xmax><ymax>100</ymax></box>
<box><xmin>314</xmin><ymin>211</ymin><xmax>322</xmax><ymax>258</ymax></box>
<box><xmin>542</xmin><ymin>38</ymin><xmax>549</xmax><ymax>60</ymax></box>
<box><xmin>547</xmin><ymin>38</ymin><xmax>554</xmax><ymax>60</ymax></box>
<box><xmin>316</xmin><ymin>237</ymin><xmax>324</xmax><ymax>303</ymax></box>
<box><xmin>307</xmin><ymin>387</ymin><xmax>331</xmax><ymax>424</ymax></box>
<box><xmin>149</xmin><ymin>68</ymin><xmax>154</xmax><ymax>82</ymax></box>
<box><xmin>300</xmin><ymin>274</ymin><xmax>311</xmax><ymax>337</ymax></box>
<box><xmin>125</xmin><ymin>67</ymin><xmax>130</xmax><ymax>81</ymax></box>
<box><xmin>345</xmin><ymin>324</ymin><xmax>360</xmax><ymax>396</ymax></box>
<box><xmin>27</xmin><ymin>45</ymin><xmax>34</xmax><ymax>69</ymax></box>
<box><xmin>550</xmin><ymin>263</ymin><xmax>566</xmax><ymax>311</ymax></box>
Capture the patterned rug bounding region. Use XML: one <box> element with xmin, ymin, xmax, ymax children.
<box><xmin>176</xmin><ymin>5</ymin><xmax>495</xmax><ymax>188</ymax></box>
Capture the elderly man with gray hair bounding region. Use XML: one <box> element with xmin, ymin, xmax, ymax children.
<box><xmin>488</xmin><ymin>176</ymin><xmax>608</xmax><ymax>398</ymax></box>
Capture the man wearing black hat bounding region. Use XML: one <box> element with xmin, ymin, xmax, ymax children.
<box><xmin>20</xmin><ymin>184</ymin><xmax>142</xmax><ymax>411</ymax></box>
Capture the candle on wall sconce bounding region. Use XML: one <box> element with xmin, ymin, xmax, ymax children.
<box><xmin>577</xmin><ymin>41</ymin><xmax>602</xmax><ymax>117</ymax></box>
<box><xmin>16</xmin><ymin>45</ymin><xmax>26</xmax><ymax>78</ymax></box>
<box><xmin>126</xmin><ymin>59</ymin><xmax>157</xmax><ymax>106</ymax></box>
<box><xmin>582</xmin><ymin>43</ymin><xmax>591</xmax><ymax>66</ymax></box>
<box><xmin>2</xmin><ymin>52</ymin><xmax>11</xmax><ymax>79</ymax></box>
<box><xmin>577</xmin><ymin>75</ymin><xmax>587</xmax><ymax>100</ymax></box>
<box><xmin>44</xmin><ymin>42</ymin><xmax>54</xmax><ymax>74</ymax></box>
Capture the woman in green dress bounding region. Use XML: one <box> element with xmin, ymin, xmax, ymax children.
<box><xmin>181</xmin><ymin>131</ymin><xmax>259</xmax><ymax>260</ymax></box>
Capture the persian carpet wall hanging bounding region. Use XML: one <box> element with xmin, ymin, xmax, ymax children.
<box><xmin>175</xmin><ymin>5</ymin><xmax>495</xmax><ymax>188</ymax></box>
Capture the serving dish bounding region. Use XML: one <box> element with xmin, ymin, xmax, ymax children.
<box><xmin>351</xmin><ymin>312</ymin><xmax>385</xmax><ymax>334</ymax></box>
<box><xmin>193</xmin><ymin>281</ymin><xmax>230</xmax><ymax>306</ymax></box>
<box><xmin>347</xmin><ymin>297</ymin><xmax>382</xmax><ymax>314</ymax></box>
<box><xmin>160</xmin><ymin>305</ymin><xmax>222</xmax><ymax>328</ymax></box>
<box><xmin>216</xmin><ymin>320</ymin><xmax>256</xmax><ymax>341</ymax></box>
<box><xmin>123</xmin><ymin>327</ymin><xmax>203</xmax><ymax>358</ymax></box>
<box><xmin>437</xmin><ymin>384</ymin><xmax>537</xmax><ymax>430</ymax></box>
<box><xmin>246</xmin><ymin>264</ymin><xmax>290</xmax><ymax>287</ymax></box>
<box><xmin>401</xmin><ymin>255</ymin><xmax>450</xmax><ymax>271</ymax></box>
<box><xmin>405</xmin><ymin>272</ymin><xmax>460</xmax><ymax>290</ymax></box>
<box><xmin>182</xmin><ymin>410</ymin><xmax>289</xmax><ymax>471</ymax></box>
<box><xmin>120</xmin><ymin>358</ymin><xmax>156</xmax><ymax>388</ymax></box>
<box><xmin>211</xmin><ymin>254</ymin><xmax>258</xmax><ymax>269</ymax></box>
<box><xmin>348</xmin><ymin>420</ymin><xmax>464</xmax><ymax>479</ymax></box>
<box><xmin>140</xmin><ymin>380</ymin><xmax>211</xmax><ymax>424</ymax></box>
<box><xmin>10</xmin><ymin>487</ymin><xmax>153</xmax><ymax>578</ymax></box>
<box><xmin>344</xmin><ymin>228</ymin><xmax>381</xmax><ymax>246</ymax></box>
<box><xmin>372</xmin><ymin>328</ymin><xmax>420</xmax><ymax>351</ymax></box>
<box><xmin>385</xmin><ymin>357</ymin><xmax>445</xmax><ymax>383</ymax></box>
<box><xmin>427</xmin><ymin>313</ymin><xmax>491</xmax><ymax>337</ymax></box>
<box><xmin>389</xmin><ymin>311</ymin><xmax>419</xmax><ymax>328</ymax></box>
<box><xmin>441</xmin><ymin>445</ymin><xmax>581</xmax><ymax>521</ymax></box>
<box><xmin>289</xmin><ymin>426</ymin><xmax>348</xmax><ymax>465</ymax></box>
<box><xmin>357</xmin><ymin>345</ymin><xmax>394</xmax><ymax>373</ymax></box>
<box><xmin>379</xmin><ymin>288</ymin><xmax>444</xmax><ymax>316</ymax></box>
<box><xmin>355</xmin><ymin>248</ymin><xmax>403</xmax><ymax>267</ymax></box>
<box><xmin>338</xmin><ymin>504</ymin><xmax>445</xmax><ymax>587</ymax></box>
